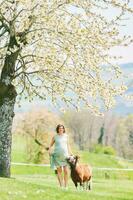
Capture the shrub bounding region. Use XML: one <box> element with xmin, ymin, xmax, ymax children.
<box><xmin>92</xmin><ymin>144</ymin><xmax>116</xmax><ymax>155</ymax></box>
<box><xmin>92</xmin><ymin>144</ymin><xmax>103</xmax><ymax>154</ymax></box>
<box><xmin>103</xmin><ymin>146</ymin><xmax>116</xmax><ymax>155</ymax></box>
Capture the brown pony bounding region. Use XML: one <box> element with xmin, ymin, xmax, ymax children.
<box><xmin>66</xmin><ymin>155</ymin><xmax>92</xmax><ymax>190</ymax></box>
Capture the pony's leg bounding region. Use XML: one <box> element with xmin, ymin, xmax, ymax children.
<box><xmin>74</xmin><ymin>182</ymin><xmax>78</xmax><ymax>189</ymax></box>
<box><xmin>79</xmin><ymin>181</ymin><xmax>84</xmax><ymax>191</ymax></box>
<box><xmin>86</xmin><ymin>181</ymin><xmax>89</xmax><ymax>190</ymax></box>
<box><xmin>83</xmin><ymin>182</ymin><xmax>86</xmax><ymax>190</ymax></box>
<box><xmin>88</xmin><ymin>179</ymin><xmax>92</xmax><ymax>190</ymax></box>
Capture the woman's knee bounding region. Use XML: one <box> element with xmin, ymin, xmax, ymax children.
<box><xmin>57</xmin><ymin>167</ymin><xmax>62</xmax><ymax>174</ymax></box>
<box><xmin>63</xmin><ymin>166</ymin><xmax>68</xmax><ymax>174</ymax></box>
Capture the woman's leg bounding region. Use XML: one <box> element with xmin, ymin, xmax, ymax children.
<box><xmin>57</xmin><ymin>167</ymin><xmax>63</xmax><ymax>187</ymax></box>
<box><xmin>63</xmin><ymin>165</ymin><xmax>69</xmax><ymax>187</ymax></box>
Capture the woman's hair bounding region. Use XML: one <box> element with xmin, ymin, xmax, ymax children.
<box><xmin>56</xmin><ymin>124</ymin><xmax>65</xmax><ymax>133</ymax></box>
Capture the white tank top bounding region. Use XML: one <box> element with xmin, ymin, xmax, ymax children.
<box><xmin>54</xmin><ymin>133</ymin><xmax>69</xmax><ymax>157</ymax></box>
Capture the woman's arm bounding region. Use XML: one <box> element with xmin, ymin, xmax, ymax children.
<box><xmin>48</xmin><ymin>136</ymin><xmax>55</xmax><ymax>155</ymax></box>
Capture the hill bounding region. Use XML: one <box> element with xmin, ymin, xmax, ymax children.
<box><xmin>11</xmin><ymin>134</ymin><xmax>133</xmax><ymax>169</ymax></box>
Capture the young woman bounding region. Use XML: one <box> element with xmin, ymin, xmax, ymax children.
<box><xmin>48</xmin><ymin>124</ymin><xmax>72</xmax><ymax>188</ymax></box>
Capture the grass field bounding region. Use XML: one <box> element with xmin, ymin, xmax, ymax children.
<box><xmin>11</xmin><ymin>134</ymin><xmax>133</xmax><ymax>169</ymax></box>
<box><xmin>1</xmin><ymin>134</ymin><xmax>132</xmax><ymax>200</ymax></box>
<box><xmin>1</xmin><ymin>165</ymin><xmax>133</xmax><ymax>200</ymax></box>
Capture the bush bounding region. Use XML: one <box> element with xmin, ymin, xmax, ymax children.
<box><xmin>92</xmin><ymin>144</ymin><xmax>116</xmax><ymax>155</ymax></box>
<box><xmin>93</xmin><ymin>144</ymin><xmax>103</xmax><ymax>154</ymax></box>
<box><xmin>103</xmin><ymin>146</ymin><xmax>116</xmax><ymax>155</ymax></box>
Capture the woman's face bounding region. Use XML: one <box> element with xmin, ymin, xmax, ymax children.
<box><xmin>58</xmin><ymin>126</ymin><xmax>64</xmax><ymax>134</ymax></box>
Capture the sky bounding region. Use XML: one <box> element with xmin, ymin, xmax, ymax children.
<box><xmin>69</xmin><ymin>1</ymin><xmax>133</xmax><ymax>64</ymax></box>
<box><xmin>110</xmin><ymin>44</ymin><xmax>133</xmax><ymax>64</ymax></box>
<box><xmin>110</xmin><ymin>13</ymin><xmax>133</xmax><ymax>64</ymax></box>
<box><xmin>107</xmin><ymin>2</ymin><xmax>133</xmax><ymax>64</ymax></box>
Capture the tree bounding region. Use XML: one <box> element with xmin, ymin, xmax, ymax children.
<box><xmin>104</xmin><ymin>112</ymin><xmax>118</xmax><ymax>146</ymax></box>
<box><xmin>127</xmin><ymin>115</ymin><xmax>133</xmax><ymax>146</ymax></box>
<box><xmin>98</xmin><ymin>124</ymin><xmax>105</xmax><ymax>145</ymax></box>
<box><xmin>0</xmin><ymin>0</ymin><xmax>132</xmax><ymax>177</ymax></box>
<box><xmin>13</xmin><ymin>107</ymin><xmax>63</xmax><ymax>163</ymax></box>
<box><xmin>62</xmin><ymin>109</ymin><xmax>103</xmax><ymax>150</ymax></box>
<box><xmin>115</xmin><ymin>114</ymin><xmax>133</xmax><ymax>158</ymax></box>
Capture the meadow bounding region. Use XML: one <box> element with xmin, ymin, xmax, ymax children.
<box><xmin>0</xmin><ymin>134</ymin><xmax>133</xmax><ymax>200</ymax></box>
<box><xmin>1</xmin><ymin>166</ymin><xmax>133</xmax><ymax>200</ymax></box>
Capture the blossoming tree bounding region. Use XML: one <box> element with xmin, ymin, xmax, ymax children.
<box><xmin>0</xmin><ymin>0</ymin><xmax>132</xmax><ymax>177</ymax></box>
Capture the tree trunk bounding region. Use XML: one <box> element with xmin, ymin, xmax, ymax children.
<box><xmin>0</xmin><ymin>82</ymin><xmax>17</xmax><ymax>177</ymax></box>
<box><xmin>98</xmin><ymin>124</ymin><xmax>105</xmax><ymax>145</ymax></box>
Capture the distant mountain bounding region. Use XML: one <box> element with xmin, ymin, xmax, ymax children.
<box><xmin>14</xmin><ymin>63</ymin><xmax>133</xmax><ymax>116</ymax></box>
<box><xmin>120</xmin><ymin>63</ymin><xmax>133</xmax><ymax>70</ymax></box>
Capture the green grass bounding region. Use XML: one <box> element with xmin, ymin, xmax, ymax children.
<box><xmin>0</xmin><ymin>171</ymin><xmax>133</xmax><ymax>200</ymax></box>
<box><xmin>11</xmin><ymin>134</ymin><xmax>133</xmax><ymax>180</ymax></box>
<box><xmin>11</xmin><ymin>164</ymin><xmax>133</xmax><ymax>180</ymax></box>
<box><xmin>11</xmin><ymin>134</ymin><xmax>133</xmax><ymax>169</ymax></box>
<box><xmin>11</xmin><ymin>165</ymin><xmax>54</xmax><ymax>176</ymax></box>
<box><xmin>78</xmin><ymin>151</ymin><xmax>122</xmax><ymax>168</ymax></box>
<box><xmin>1</xmin><ymin>134</ymin><xmax>133</xmax><ymax>200</ymax></box>
<box><xmin>12</xmin><ymin>134</ymin><xmax>27</xmax><ymax>163</ymax></box>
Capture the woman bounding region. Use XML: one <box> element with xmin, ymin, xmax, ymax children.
<box><xmin>48</xmin><ymin>124</ymin><xmax>72</xmax><ymax>189</ymax></box>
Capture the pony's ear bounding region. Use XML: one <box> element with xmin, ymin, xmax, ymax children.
<box><xmin>75</xmin><ymin>155</ymin><xmax>80</xmax><ymax>160</ymax></box>
<box><xmin>65</xmin><ymin>156</ymin><xmax>70</xmax><ymax>161</ymax></box>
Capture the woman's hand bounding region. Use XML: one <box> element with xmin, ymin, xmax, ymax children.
<box><xmin>47</xmin><ymin>136</ymin><xmax>55</xmax><ymax>156</ymax></box>
<box><xmin>49</xmin><ymin>136</ymin><xmax>55</xmax><ymax>155</ymax></box>
<box><xmin>48</xmin><ymin>148</ymin><xmax>52</xmax><ymax>156</ymax></box>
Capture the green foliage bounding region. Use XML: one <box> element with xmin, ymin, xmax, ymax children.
<box><xmin>92</xmin><ymin>145</ymin><xmax>116</xmax><ymax>156</ymax></box>
<box><xmin>103</xmin><ymin>146</ymin><xmax>116</xmax><ymax>156</ymax></box>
